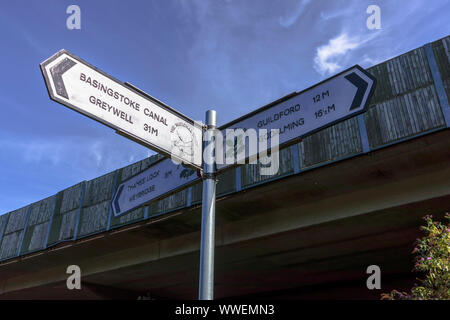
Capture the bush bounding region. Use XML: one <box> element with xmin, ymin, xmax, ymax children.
<box><xmin>381</xmin><ymin>213</ymin><xmax>450</xmax><ymax>300</ymax></box>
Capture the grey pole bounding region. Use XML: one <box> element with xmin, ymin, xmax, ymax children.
<box><xmin>198</xmin><ymin>109</ymin><xmax>217</xmax><ymax>300</ymax></box>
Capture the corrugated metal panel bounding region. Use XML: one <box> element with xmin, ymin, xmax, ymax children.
<box><xmin>47</xmin><ymin>183</ymin><xmax>84</xmax><ymax>244</ymax></box>
<box><xmin>367</xmin><ymin>47</ymin><xmax>433</xmax><ymax>104</ymax></box>
<box><xmin>190</xmin><ymin>167</ymin><xmax>238</xmax><ymax>203</ymax></box>
<box><xmin>366</xmin><ymin>62</ymin><xmax>392</xmax><ymax>105</ymax></box>
<box><xmin>191</xmin><ymin>182</ymin><xmax>203</xmax><ymax>204</ymax></box>
<box><xmin>0</xmin><ymin>206</ymin><xmax>29</xmax><ymax>260</ymax></box>
<box><xmin>120</xmin><ymin>161</ymin><xmax>143</xmax><ymax>182</ymax></box>
<box><xmin>28</xmin><ymin>195</ymin><xmax>55</xmax><ymax>225</ymax></box>
<box><xmin>58</xmin><ymin>209</ymin><xmax>79</xmax><ymax>240</ymax></box>
<box><xmin>59</xmin><ymin>183</ymin><xmax>84</xmax><ymax>214</ymax></box>
<box><xmin>148</xmin><ymin>189</ymin><xmax>188</xmax><ymax>217</ymax></box>
<box><xmin>110</xmin><ymin>207</ymin><xmax>144</xmax><ymax>227</ymax></box>
<box><xmin>217</xmin><ymin>167</ymin><xmax>236</xmax><ymax>196</ymax></box>
<box><xmin>298</xmin><ymin>116</ymin><xmax>362</xmax><ymax>169</ymax></box>
<box><xmin>24</xmin><ymin>222</ymin><xmax>49</xmax><ymax>252</ymax></box>
<box><xmin>4</xmin><ymin>206</ymin><xmax>28</xmax><ymax>234</ymax></box>
<box><xmin>432</xmin><ymin>36</ymin><xmax>450</xmax><ymax>105</ymax></box>
<box><xmin>386</xmin><ymin>47</ymin><xmax>433</xmax><ymax>97</ymax></box>
<box><xmin>82</xmin><ymin>171</ymin><xmax>116</xmax><ymax>207</ymax></box>
<box><xmin>0</xmin><ymin>214</ymin><xmax>8</xmax><ymax>242</ymax></box>
<box><xmin>2</xmin><ymin>36</ymin><xmax>450</xmax><ymax>263</ymax></box>
<box><xmin>77</xmin><ymin>201</ymin><xmax>109</xmax><ymax>237</ymax></box>
<box><xmin>241</xmin><ymin>146</ymin><xmax>293</xmax><ymax>187</ymax></box>
<box><xmin>76</xmin><ymin>171</ymin><xmax>116</xmax><ymax>237</ymax></box>
<box><xmin>0</xmin><ymin>232</ymin><xmax>21</xmax><ymax>260</ymax></box>
<box><xmin>365</xmin><ymin>84</ymin><xmax>445</xmax><ymax>148</ymax></box>
<box><xmin>141</xmin><ymin>154</ymin><xmax>164</xmax><ymax>171</ymax></box>
<box><xmin>20</xmin><ymin>195</ymin><xmax>56</xmax><ymax>254</ymax></box>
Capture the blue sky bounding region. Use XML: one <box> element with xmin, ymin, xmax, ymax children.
<box><xmin>0</xmin><ymin>0</ymin><xmax>449</xmax><ymax>215</ymax></box>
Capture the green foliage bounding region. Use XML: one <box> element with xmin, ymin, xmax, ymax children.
<box><xmin>381</xmin><ymin>213</ymin><xmax>450</xmax><ymax>300</ymax></box>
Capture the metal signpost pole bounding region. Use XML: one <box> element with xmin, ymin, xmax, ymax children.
<box><xmin>198</xmin><ymin>110</ymin><xmax>217</xmax><ymax>300</ymax></box>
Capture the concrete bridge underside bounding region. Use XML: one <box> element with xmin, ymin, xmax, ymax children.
<box><xmin>0</xmin><ymin>129</ymin><xmax>449</xmax><ymax>299</ymax></box>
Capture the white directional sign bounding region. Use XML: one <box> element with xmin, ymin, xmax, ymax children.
<box><xmin>111</xmin><ymin>65</ymin><xmax>376</xmax><ymax>217</ymax></box>
<box><xmin>40</xmin><ymin>49</ymin><xmax>203</xmax><ymax>169</ymax></box>
<box><xmin>217</xmin><ymin>65</ymin><xmax>376</xmax><ymax>170</ymax></box>
<box><xmin>111</xmin><ymin>158</ymin><xmax>199</xmax><ymax>217</ymax></box>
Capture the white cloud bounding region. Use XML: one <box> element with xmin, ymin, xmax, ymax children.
<box><xmin>23</xmin><ymin>141</ymin><xmax>63</xmax><ymax>165</ymax></box>
<box><xmin>319</xmin><ymin>7</ymin><xmax>352</xmax><ymax>21</ymax></box>
<box><xmin>89</xmin><ymin>141</ymin><xmax>103</xmax><ymax>167</ymax></box>
<box><xmin>279</xmin><ymin>0</ymin><xmax>311</xmax><ymax>28</ymax></box>
<box><xmin>313</xmin><ymin>33</ymin><xmax>373</xmax><ymax>75</ymax></box>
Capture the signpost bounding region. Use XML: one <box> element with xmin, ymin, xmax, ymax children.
<box><xmin>198</xmin><ymin>110</ymin><xmax>217</xmax><ymax>300</ymax></box>
<box><xmin>111</xmin><ymin>157</ymin><xmax>199</xmax><ymax>218</ymax></box>
<box><xmin>217</xmin><ymin>65</ymin><xmax>376</xmax><ymax>171</ymax></box>
<box><xmin>40</xmin><ymin>49</ymin><xmax>203</xmax><ymax>169</ymax></box>
<box><xmin>41</xmin><ymin>50</ymin><xmax>376</xmax><ymax>301</ymax></box>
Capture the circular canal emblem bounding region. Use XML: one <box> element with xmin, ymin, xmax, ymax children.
<box><xmin>170</xmin><ymin>122</ymin><xmax>197</xmax><ymax>161</ymax></box>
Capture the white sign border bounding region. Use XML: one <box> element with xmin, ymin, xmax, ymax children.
<box><xmin>112</xmin><ymin>156</ymin><xmax>200</xmax><ymax>218</ymax></box>
<box><xmin>40</xmin><ymin>49</ymin><xmax>203</xmax><ymax>170</ymax></box>
<box><xmin>216</xmin><ymin>64</ymin><xmax>377</xmax><ymax>172</ymax></box>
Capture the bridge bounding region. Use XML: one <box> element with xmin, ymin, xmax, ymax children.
<box><xmin>0</xmin><ymin>36</ymin><xmax>449</xmax><ymax>299</ymax></box>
